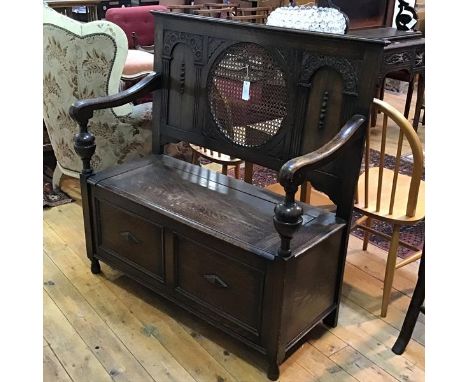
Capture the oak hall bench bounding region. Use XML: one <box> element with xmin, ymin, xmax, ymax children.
<box><xmin>70</xmin><ymin>12</ymin><xmax>385</xmax><ymax>380</ymax></box>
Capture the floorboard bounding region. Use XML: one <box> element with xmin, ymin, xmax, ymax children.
<box><xmin>43</xmin><ymin>345</ymin><xmax>74</xmax><ymax>382</ymax></box>
<box><xmin>44</xmin><ymin>292</ymin><xmax>113</xmax><ymax>382</ymax></box>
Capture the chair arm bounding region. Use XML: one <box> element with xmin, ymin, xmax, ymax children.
<box><xmin>273</xmin><ymin>115</ymin><xmax>366</xmax><ymax>258</ymax></box>
<box><xmin>70</xmin><ymin>72</ymin><xmax>161</xmax><ymax>175</ymax></box>
<box><xmin>278</xmin><ymin>115</ymin><xmax>366</xmax><ymax>187</ymax></box>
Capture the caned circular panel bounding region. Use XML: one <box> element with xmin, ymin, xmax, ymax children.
<box><xmin>208</xmin><ymin>43</ymin><xmax>287</xmax><ymax>147</ymax></box>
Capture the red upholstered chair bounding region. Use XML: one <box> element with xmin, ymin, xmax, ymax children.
<box><xmin>106</xmin><ymin>5</ymin><xmax>168</xmax><ymax>51</ymax></box>
<box><xmin>106</xmin><ymin>5</ymin><xmax>168</xmax><ymax>79</ymax></box>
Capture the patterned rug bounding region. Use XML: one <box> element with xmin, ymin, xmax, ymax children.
<box><xmin>352</xmin><ymin>149</ymin><xmax>424</xmax><ymax>259</ymax></box>
<box><xmin>43</xmin><ymin>165</ymin><xmax>73</xmax><ymax>208</ymax></box>
<box><xmin>226</xmin><ymin>149</ymin><xmax>424</xmax><ymax>259</ymax></box>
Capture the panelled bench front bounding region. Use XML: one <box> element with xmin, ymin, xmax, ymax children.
<box><xmin>71</xmin><ymin>12</ymin><xmax>385</xmax><ymax>380</ymax></box>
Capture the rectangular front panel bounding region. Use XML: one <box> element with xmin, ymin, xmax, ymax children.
<box><xmin>283</xmin><ymin>229</ymin><xmax>343</xmax><ymax>345</ymax></box>
<box><xmin>96</xmin><ymin>199</ymin><xmax>164</xmax><ymax>281</ymax></box>
<box><xmin>174</xmin><ymin>235</ymin><xmax>264</xmax><ymax>334</ymax></box>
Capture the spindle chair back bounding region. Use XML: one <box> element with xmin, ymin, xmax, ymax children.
<box><xmin>353</xmin><ymin>98</ymin><xmax>425</xmax><ymax>317</ymax></box>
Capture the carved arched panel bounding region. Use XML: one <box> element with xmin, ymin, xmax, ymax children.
<box><xmin>301</xmin><ymin>67</ymin><xmax>344</xmax><ymax>154</ymax></box>
<box><xmin>167</xmin><ymin>43</ymin><xmax>196</xmax><ymax>131</ymax></box>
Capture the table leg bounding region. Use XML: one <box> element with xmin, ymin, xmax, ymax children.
<box><xmin>244</xmin><ymin>162</ymin><xmax>253</xmax><ymax>184</ymax></box>
<box><xmin>412</xmin><ymin>74</ymin><xmax>425</xmax><ymax>131</ymax></box>
<box><xmin>403</xmin><ymin>76</ymin><xmax>415</xmax><ymax>119</ymax></box>
<box><xmin>370</xmin><ymin>84</ymin><xmax>380</xmax><ymax>127</ymax></box>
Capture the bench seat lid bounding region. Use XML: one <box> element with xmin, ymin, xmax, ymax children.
<box><xmin>90</xmin><ymin>154</ymin><xmax>346</xmax><ymax>260</ymax></box>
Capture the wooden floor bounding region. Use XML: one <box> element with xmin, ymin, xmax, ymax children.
<box><xmin>43</xmin><ymin>89</ymin><xmax>425</xmax><ymax>382</ymax></box>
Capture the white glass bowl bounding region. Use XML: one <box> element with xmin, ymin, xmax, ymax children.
<box><xmin>266</xmin><ymin>6</ymin><xmax>347</xmax><ymax>34</ymax></box>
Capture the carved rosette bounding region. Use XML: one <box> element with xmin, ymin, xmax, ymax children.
<box><xmin>300</xmin><ymin>53</ymin><xmax>359</xmax><ymax>95</ymax></box>
<box><xmin>415</xmin><ymin>50</ymin><xmax>425</xmax><ymax>68</ymax></box>
<box><xmin>163</xmin><ymin>30</ymin><xmax>203</xmax><ymax>63</ymax></box>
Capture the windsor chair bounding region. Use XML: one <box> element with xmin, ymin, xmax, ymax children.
<box><xmin>353</xmin><ymin>98</ymin><xmax>425</xmax><ymax>317</ymax></box>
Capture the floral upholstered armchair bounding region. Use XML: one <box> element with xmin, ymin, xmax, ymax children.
<box><xmin>43</xmin><ymin>4</ymin><xmax>153</xmax><ymax>189</ymax></box>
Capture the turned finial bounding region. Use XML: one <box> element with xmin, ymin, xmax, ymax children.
<box><xmin>74</xmin><ymin>125</ymin><xmax>96</xmax><ymax>175</ymax></box>
<box><xmin>273</xmin><ymin>183</ymin><xmax>303</xmax><ymax>258</ymax></box>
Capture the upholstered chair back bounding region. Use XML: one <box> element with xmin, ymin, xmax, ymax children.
<box><xmin>105</xmin><ymin>5</ymin><xmax>168</xmax><ymax>49</ymax></box>
<box><xmin>43</xmin><ymin>5</ymin><xmax>152</xmax><ymax>176</ymax></box>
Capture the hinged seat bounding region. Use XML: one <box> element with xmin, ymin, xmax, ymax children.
<box><xmin>91</xmin><ymin>154</ymin><xmax>346</xmax><ymax>260</ymax></box>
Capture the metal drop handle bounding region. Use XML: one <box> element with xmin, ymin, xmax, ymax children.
<box><xmin>203</xmin><ymin>273</ymin><xmax>228</xmax><ymax>288</ymax></box>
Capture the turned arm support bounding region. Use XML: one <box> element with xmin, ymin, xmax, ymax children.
<box><xmin>70</xmin><ymin>72</ymin><xmax>162</xmax><ymax>175</ymax></box>
<box><xmin>273</xmin><ymin>115</ymin><xmax>366</xmax><ymax>258</ymax></box>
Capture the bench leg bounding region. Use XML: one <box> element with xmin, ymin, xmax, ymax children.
<box><xmin>91</xmin><ymin>257</ymin><xmax>101</xmax><ymax>274</ymax></box>
<box><xmin>267</xmin><ymin>361</ymin><xmax>279</xmax><ymax>381</ymax></box>
<box><xmin>323</xmin><ymin>306</ymin><xmax>339</xmax><ymax>328</ymax></box>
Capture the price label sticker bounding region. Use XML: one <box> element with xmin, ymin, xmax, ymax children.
<box><xmin>242</xmin><ymin>80</ymin><xmax>250</xmax><ymax>101</ymax></box>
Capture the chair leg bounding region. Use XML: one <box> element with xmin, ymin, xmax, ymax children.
<box><xmin>234</xmin><ymin>164</ymin><xmax>240</xmax><ymax>179</ymax></box>
<box><xmin>300</xmin><ymin>181</ymin><xmax>311</xmax><ymax>204</ymax></box>
<box><xmin>244</xmin><ymin>162</ymin><xmax>253</xmax><ymax>184</ymax></box>
<box><xmin>362</xmin><ymin>217</ymin><xmax>373</xmax><ymax>251</ymax></box>
<box><xmin>392</xmin><ymin>251</ymin><xmax>425</xmax><ymax>354</ymax></box>
<box><xmin>381</xmin><ymin>224</ymin><xmax>400</xmax><ymax>317</ymax></box>
<box><xmin>52</xmin><ymin>165</ymin><xmax>63</xmax><ymax>191</ymax></box>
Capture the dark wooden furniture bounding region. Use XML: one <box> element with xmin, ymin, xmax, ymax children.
<box><xmin>97</xmin><ymin>0</ymin><xmax>132</xmax><ymax>19</ymax></box>
<box><xmin>164</xmin><ymin>4</ymin><xmax>203</xmax><ymax>13</ymax></box>
<box><xmin>323</xmin><ymin>0</ymin><xmax>425</xmax><ymax>129</ymax></box>
<box><xmin>71</xmin><ymin>12</ymin><xmax>384</xmax><ymax>380</ymax></box>
<box><xmin>46</xmin><ymin>0</ymin><xmax>102</xmax><ymax>21</ymax></box>
<box><xmin>392</xmin><ymin>246</ymin><xmax>424</xmax><ymax>354</ymax></box>
<box><xmin>194</xmin><ymin>7</ymin><xmax>235</xmax><ymax>17</ymax></box>
<box><xmin>350</xmin><ymin>28</ymin><xmax>424</xmax><ymax>128</ymax></box>
<box><xmin>327</xmin><ymin>0</ymin><xmax>396</xmax><ymax>30</ymax></box>
<box><xmin>131</xmin><ymin>0</ymin><xmax>160</xmax><ymax>5</ymax></box>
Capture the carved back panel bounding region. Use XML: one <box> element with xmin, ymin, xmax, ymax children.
<box><xmin>152</xmin><ymin>12</ymin><xmax>385</xmax><ymax>171</ymax></box>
